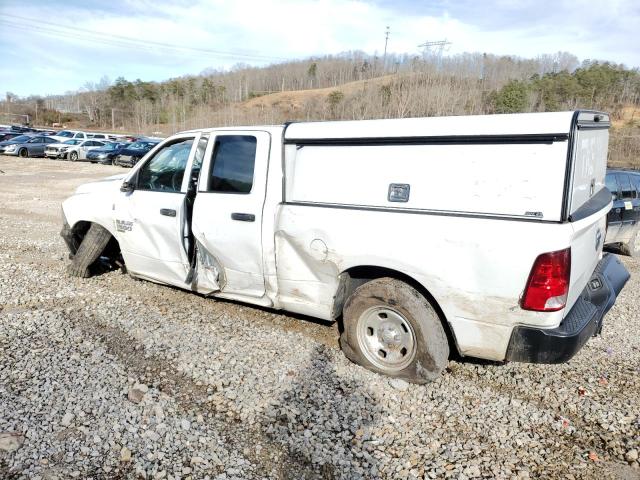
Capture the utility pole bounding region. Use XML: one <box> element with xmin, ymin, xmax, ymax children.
<box><xmin>383</xmin><ymin>26</ymin><xmax>390</xmax><ymax>71</ymax></box>
<box><xmin>111</xmin><ymin>108</ymin><xmax>116</xmax><ymax>130</ymax></box>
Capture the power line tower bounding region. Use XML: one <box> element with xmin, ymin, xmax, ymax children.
<box><xmin>383</xmin><ymin>26</ymin><xmax>390</xmax><ymax>70</ymax></box>
<box><xmin>418</xmin><ymin>39</ymin><xmax>452</xmax><ymax>69</ymax></box>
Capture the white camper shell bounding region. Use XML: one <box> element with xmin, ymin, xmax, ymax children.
<box><xmin>61</xmin><ymin>110</ymin><xmax>629</xmax><ymax>383</ymax></box>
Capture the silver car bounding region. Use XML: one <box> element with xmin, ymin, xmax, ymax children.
<box><xmin>2</xmin><ymin>135</ymin><xmax>59</xmax><ymax>157</ymax></box>
<box><xmin>45</xmin><ymin>139</ymin><xmax>107</xmax><ymax>161</ymax></box>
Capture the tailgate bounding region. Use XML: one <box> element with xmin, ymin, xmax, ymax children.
<box><xmin>565</xmin><ymin>111</ymin><xmax>611</xmax><ymax>310</ymax></box>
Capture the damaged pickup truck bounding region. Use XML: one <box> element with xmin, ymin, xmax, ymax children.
<box><xmin>61</xmin><ymin>111</ymin><xmax>629</xmax><ymax>383</ymax></box>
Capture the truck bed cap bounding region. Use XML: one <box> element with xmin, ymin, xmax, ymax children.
<box><xmin>284</xmin><ymin>111</ymin><xmax>588</xmax><ymax>141</ymax></box>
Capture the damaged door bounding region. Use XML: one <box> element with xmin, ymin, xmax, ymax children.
<box><xmin>191</xmin><ymin>131</ymin><xmax>270</xmax><ymax>297</ymax></box>
<box><xmin>114</xmin><ymin>133</ymin><xmax>200</xmax><ymax>288</ymax></box>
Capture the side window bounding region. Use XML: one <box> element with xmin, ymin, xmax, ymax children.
<box><xmin>618</xmin><ymin>174</ymin><xmax>635</xmax><ymax>200</ymax></box>
<box><xmin>207</xmin><ymin>135</ymin><xmax>257</xmax><ymax>193</ymax></box>
<box><xmin>137</xmin><ymin>138</ymin><xmax>194</xmax><ymax>193</ymax></box>
<box><xmin>45</xmin><ymin>137</ymin><xmax>56</xmax><ymax>144</ymax></box>
<box><xmin>632</xmin><ymin>175</ymin><xmax>640</xmax><ymax>197</ymax></box>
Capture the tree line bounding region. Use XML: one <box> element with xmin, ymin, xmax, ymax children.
<box><xmin>2</xmin><ymin>51</ymin><xmax>639</xmax><ymax>166</ymax></box>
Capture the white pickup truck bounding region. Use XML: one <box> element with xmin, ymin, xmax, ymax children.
<box><xmin>61</xmin><ymin>110</ymin><xmax>629</xmax><ymax>383</ymax></box>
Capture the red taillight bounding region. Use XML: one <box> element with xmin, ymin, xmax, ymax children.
<box><xmin>521</xmin><ymin>248</ymin><xmax>571</xmax><ymax>312</ymax></box>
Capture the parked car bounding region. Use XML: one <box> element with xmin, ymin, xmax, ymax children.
<box><xmin>88</xmin><ymin>133</ymin><xmax>109</xmax><ymax>140</ymax></box>
<box><xmin>2</xmin><ymin>135</ymin><xmax>59</xmax><ymax>157</ymax></box>
<box><xmin>8</xmin><ymin>125</ymin><xmax>36</xmax><ymax>133</ymax></box>
<box><xmin>86</xmin><ymin>142</ymin><xmax>129</xmax><ymax>164</ymax></box>
<box><xmin>60</xmin><ymin>110</ymin><xmax>629</xmax><ymax>383</ymax></box>
<box><xmin>604</xmin><ymin>169</ymin><xmax>640</xmax><ymax>255</ymax></box>
<box><xmin>0</xmin><ymin>134</ymin><xmax>35</xmax><ymax>154</ymax></box>
<box><xmin>49</xmin><ymin>130</ymin><xmax>89</xmax><ymax>143</ymax></box>
<box><xmin>0</xmin><ymin>131</ymin><xmax>26</xmax><ymax>143</ymax></box>
<box><xmin>45</xmin><ymin>139</ymin><xmax>106</xmax><ymax>161</ymax></box>
<box><xmin>113</xmin><ymin>139</ymin><xmax>161</xmax><ymax>167</ymax></box>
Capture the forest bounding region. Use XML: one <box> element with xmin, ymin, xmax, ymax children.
<box><xmin>3</xmin><ymin>50</ymin><xmax>639</xmax><ymax>166</ymax></box>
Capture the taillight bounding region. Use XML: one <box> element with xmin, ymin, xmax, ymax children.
<box><xmin>521</xmin><ymin>248</ymin><xmax>571</xmax><ymax>312</ymax></box>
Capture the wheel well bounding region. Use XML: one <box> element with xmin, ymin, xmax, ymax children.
<box><xmin>70</xmin><ymin>221</ymin><xmax>121</xmax><ymax>260</ymax></box>
<box><xmin>334</xmin><ymin>265</ymin><xmax>460</xmax><ymax>356</ymax></box>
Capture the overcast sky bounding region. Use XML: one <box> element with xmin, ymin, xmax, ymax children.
<box><xmin>1</xmin><ymin>0</ymin><xmax>638</xmax><ymax>97</ymax></box>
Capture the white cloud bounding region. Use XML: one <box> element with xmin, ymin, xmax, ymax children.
<box><xmin>1</xmin><ymin>0</ymin><xmax>638</xmax><ymax>96</ymax></box>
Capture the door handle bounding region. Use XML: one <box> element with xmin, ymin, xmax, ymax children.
<box><xmin>231</xmin><ymin>212</ymin><xmax>255</xmax><ymax>222</ymax></box>
<box><xmin>160</xmin><ymin>208</ymin><xmax>176</xmax><ymax>217</ymax></box>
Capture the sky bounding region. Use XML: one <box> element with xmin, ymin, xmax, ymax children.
<box><xmin>1</xmin><ymin>0</ymin><xmax>639</xmax><ymax>97</ymax></box>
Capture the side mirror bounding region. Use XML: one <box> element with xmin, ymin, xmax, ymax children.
<box><xmin>120</xmin><ymin>181</ymin><xmax>135</xmax><ymax>193</ymax></box>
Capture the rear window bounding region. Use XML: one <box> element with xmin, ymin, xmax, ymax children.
<box><xmin>605</xmin><ymin>174</ymin><xmax>619</xmax><ymax>195</ymax></box>
<box><xmin>618</xmin><ymin>173</ymin><xmax>636</xmax><ymax>199</ymax></box>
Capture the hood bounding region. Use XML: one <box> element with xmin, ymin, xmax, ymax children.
<box><xmin>0</xmin><ymin>139</ymin><xmax>23</xmax><ymax>146</ymax></box>
<box><xmin>90</xmin><ymin>147</ymin><xmax>120</xmax><ymax>154</ymax></box>
<box><xmin>48</xmin><ymin>142</ymin><xmax>75</xmax><ymax>148</ymax></box>
<box><xmin>74</xmin><ymin>173</ymin><xmax>127</xmax><ymax>195</ymax></box>
<box><xmin>118</xmin><ymin>147</ymin><xmax>153</xmax><ymax>156</ymax></box>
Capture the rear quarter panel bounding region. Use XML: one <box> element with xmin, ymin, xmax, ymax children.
<box><xmin>274</xmin><ymin>205</ymin><xmax>573</xmax><ymax>360</ymax></box>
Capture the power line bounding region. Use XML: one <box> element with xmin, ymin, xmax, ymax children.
<box><xmin>0</xmin><ymin>13</ymin><xmax>288</xmax><ymax>62</ymax></box>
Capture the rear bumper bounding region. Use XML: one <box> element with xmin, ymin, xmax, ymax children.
<box><xmin>505</xmin><ymin>253</ymin><xmax>629</xmax><ymax>363</ymax></box>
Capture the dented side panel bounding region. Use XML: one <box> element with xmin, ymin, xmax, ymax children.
<box><xmin>274</xmin><ymin>204</ymin><xmax>574</xmax><ymax>359</ymax></box>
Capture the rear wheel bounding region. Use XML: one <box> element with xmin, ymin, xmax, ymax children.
<box><xmin>69</xmin><ymin>151</ymin><xmax>78</xmax><ymax>161</ymax></box>
<box><xmin>19</xmin><ymin>148</ymin><xmax>28</xmax><ymax>158</ymax></box>
<box><xmin>620</xmin><ymin>227</ymin><xmax>640</xmax><ymax>257</ymax></box>
<box><xmin>340</xmin><ymin>277</ymin><xmax>449</xmax><ymax>383</ymax></box>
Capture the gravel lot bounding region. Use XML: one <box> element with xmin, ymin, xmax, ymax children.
<box><xmin>0</xmin><ymin>155</ymin><xmax>638</xmax><ymax>480</ymax></box>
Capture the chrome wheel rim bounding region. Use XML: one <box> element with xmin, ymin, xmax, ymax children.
<box><xmin>356</xmin><ymin>306</ymin><xmax>416</xmax><ymax>372</ymax></box>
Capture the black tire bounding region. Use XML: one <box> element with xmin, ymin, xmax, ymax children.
<box><xmin>620</xmin><ymin>227</ymin><xmax>640</xmax><ymax>257</ymax></box>
<box><xmin>340</xmin><ymin>277</ymin><xmax>449</xmax><ymax>383</ymax></box>
<box><xmin>112</xmin><ymin>158</ymin><xmax>117</xmax><ymax>166</ymax></box>
<box><xmin>19</xmin><ymin>148</ymin><xmax>28</xmax><ymax>158</ymax></box>
<box><xmin>69</xmin><ymin>151</ymin><xmax>78</xmax><ymax>162</ymax></box>
<box><xmin>67</xmin><ymin>223</ymin><xmax>112</xmax><ymax>278</ymax></box>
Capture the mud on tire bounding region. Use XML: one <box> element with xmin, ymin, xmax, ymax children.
<box><xmin>67</xmin><ymin>223</ymin><xmax>113</xmax><ymax>278</ymax></box>
<box><xmin>339</xmin><ymin>277</ymin><xmax>449</xmax><ymax>384</ymax></box>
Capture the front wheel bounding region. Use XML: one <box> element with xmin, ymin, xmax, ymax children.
<box><xmin>69</xmin><ymin>151</ymin><xmax>78</xmax><ymax>162</ymax></box>
<box><xmin>19</xmin><ymin>148</ymin><xmax>28</xmax><ymax>158</ymax></box>
<box><xmin>340</xmin><ymin>277</ymin><xmax>449</xmax><ymax>383</ymax></box>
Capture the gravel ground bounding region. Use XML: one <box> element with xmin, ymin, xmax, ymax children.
<box><xmin>0</xmin><ymin>155</ymin><xmax>638</xmax><ymax>480</ymax></box>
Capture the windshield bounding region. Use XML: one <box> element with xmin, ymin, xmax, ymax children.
<box><xmin>128</xmin><ymin>141</ymin><xmax>155</xmax><ymax>150</ymax></box>
<box><xmin>103</xmin><ymin>142</ymin><xmax>124</xmax><ymax>150</ymax></box>
<box><xmin>9</xmin><ymin>135</ymin><xmax>32</xmax><ymax>143</ymax></box>
<box><xmin>63</xmin><ymin>139</ymin><xmax>82</xmax><ymax>145</ymax></box>
<box><xmin>56</xmin><ymin>131</ymin><xmax>74</xmax><ymax>138</ymax></box>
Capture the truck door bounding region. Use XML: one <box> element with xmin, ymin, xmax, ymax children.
<box><xmin>114</xmin><ymin>133</ymin><xmax>200</xmax><ymax>288</ymax></box>
<box><xmin>191</xmin><ymin>131</ymin><xmax>270</xmax><ymax>298</ymax></box>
